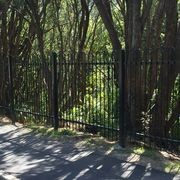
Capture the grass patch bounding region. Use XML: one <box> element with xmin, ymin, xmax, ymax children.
<box><xmin>164</xmin><ymin>161</ymin><xmax>180</xmax><ymax>173</ymax></box>
<box><xmin>133</xmin><ymin>146</ymin><xmax>158</xmax><ymax>159</ymax></box>
<box><xmin>133</xmin><ymin>147</ymin><xmax>145</xmax><ymax>154</ymax></box>
<box><xmin>26</xmin><ymin>125</ymin><xmax>77</xmax><ymax>138</ymax></box>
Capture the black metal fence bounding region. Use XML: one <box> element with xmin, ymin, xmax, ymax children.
<box><xmin>0</xmin><ymin>49</ymin><xmax>179</xmax><ymax>152</ymax></box>
<box><xmin>125</xmin><ymin>49</ymin><xmax>180</xmax><ymax>152</ymax></box>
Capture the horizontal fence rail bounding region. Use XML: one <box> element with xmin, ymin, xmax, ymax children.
<box><xmin>0</xmin><ymin>49</ymin><xmax>179</xmax><ymax>153</ymax></box>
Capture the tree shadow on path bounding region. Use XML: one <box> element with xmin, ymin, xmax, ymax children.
<box><xmin>0</xmin><ymin>125</ymin><xmax>178</xmax><ymax>180</ymax></box>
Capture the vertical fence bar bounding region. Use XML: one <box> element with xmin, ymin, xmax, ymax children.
<box><xmin>51</xmin><ymin>52</ymin><xmax>59</xmax><ymax>131</ymax></box>
<box><xmin>118</xmin><ymin>49</ymin><xmax>126</xmax><ymax>148</ymax></box>
<box><xmin>8</xmin><ymin>55</ymin><xmax>16</xmax><ymax>124</ymax></box>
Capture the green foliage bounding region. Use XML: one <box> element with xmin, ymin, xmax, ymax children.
<box><xmin>62</xmin><ymin>62</ymin><xmax>119</xmax><ymax>134</ymax></box>
<box><xmin>12</xmin><ymin>0</ymin><xmax>25</xmax><ymax>8</ymax></box>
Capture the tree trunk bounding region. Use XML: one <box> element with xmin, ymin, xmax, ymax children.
<box><xmin>150</xmin><ymin>0</ymin><xmax>178</xmax><ymax>137</ymax></box>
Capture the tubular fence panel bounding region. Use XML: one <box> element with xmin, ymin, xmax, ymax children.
<box><xmin>0</xmin><ymin>49</ymin><xmax>179</xmax><ymax>153</ymax></box>
<box><xmin>125</xmin><ymin>49</ymin><xmax>180</xmax><ymax>152</ymax></box>
<box><xmin>57</xmin><ymin>53</ymin><xmax>120</xmax><ymax>140</ymax></box>
<box><xmin>13</xmin><ymin>59</ymin><xmax>52</xmax><ymax>125</ymax></box>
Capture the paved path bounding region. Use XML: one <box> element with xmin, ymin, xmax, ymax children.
<box><xmin>0</xmin><ymin>124</ymin><xmax>179</xmax><ymax>180</ymax></box>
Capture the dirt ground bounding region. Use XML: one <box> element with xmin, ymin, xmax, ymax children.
<box><xmin>0</xmin><ymin>116</ymin><xmax>12</xmax><ymax>125</ymax></box>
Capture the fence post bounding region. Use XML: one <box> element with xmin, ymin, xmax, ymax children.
<box><xmin>51</xmin><ymin>52</ymin><xmax>59</xmax><ymax>131</ymax></box>
<box><xmin>8</xmin><ymin>55</ymin><xmax>16</xmax><ymax>124</ymax></box>
<box><xmin>119</xmin><ymin>49</ymin><xmax>126</xmax><ymax>148</ymax></box>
